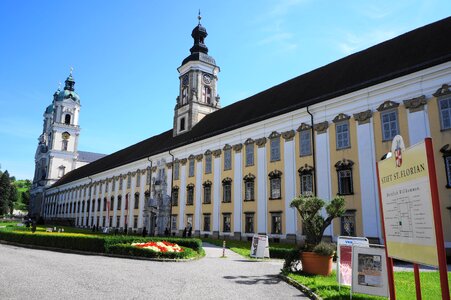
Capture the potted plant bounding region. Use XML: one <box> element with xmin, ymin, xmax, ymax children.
<box><xmin>290</xmin><ymin>195</ymin><xmax>345</xmax><ymax>276</ymax></box>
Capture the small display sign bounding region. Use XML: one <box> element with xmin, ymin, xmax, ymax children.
<box><xmin>250</xmin><ymin>235</ymin><xmax>270</xmax><ymax>258</ymax></box>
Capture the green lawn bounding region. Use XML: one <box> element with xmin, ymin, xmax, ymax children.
<box><xmin>286</xmin><ymin>269</ymin><xmax>451</xmax><ymax>299</ymax></box>
<box><xmin>201</xmin><ymin>237</ymin><xmax>295</xmax><ymax>258</ymax></box>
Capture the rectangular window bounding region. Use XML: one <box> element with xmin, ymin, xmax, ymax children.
<box><xmin>186</xmin><ymin>214</ymin><xmax>193</xmax><ymax>228</ymax></box>
<box><xmin>105</xmin><ymin>180</ymin><xmax>109</xmax><ymax>191</ymax></box>
<box><xmin>172</xmin><ymin>189</ymin><xmax>178</xmax><ymax>206</ymax></box>
<box><xmin>245</xmin><ymin>144</ymin><xmax>254</xmax><ymax>166</ymax></box>
<box><xmin>270</xmin><ymin>138</ymin><xmax>280</xmax><ymax>161</ymax></box>
<box><xmin>205</xmin><ymin>155</ymin><xmax>212</xmax><ymax>174</ymax></box>
<box><xmin>381</xmin><ymin>110</ymin><xmax>399</xmax><ymax>141</ymax></box>
<box><xmin>224</xmin><ymin>149</ymin><xmax>232</xmax><ymax>170</ymax></box>
<box><xmin>223</xmin><ymin>214</ymin><xmax>231</xmax><ymax>232</ymax></box>
<box><xmin>187</xmin><ymin>186</ymin><xmax>194</xmax><ymax>205</ymax></box>
<box><xmin>299</xmin><ymin>130</ymin><xmax>311</xmax><ymax>156</ymax></box>
<box><xmin>270</xmin><ymin>178</ymin><xmax>281</xmax><ymax>199</ymax></box>
<box><xmin>112</xmin><ymin>179</ymin><xmax>116</xmax><ymax>190</ymax></box>
<box><xmin>119</xmin><ymin>177</ymin><xmax>123</xmax><ymax>190</ymax></box>
<box><xmin>133</xmin><ymin>216</ymin><xmax>138</xmax><ymax>228</ymax></box>
<box><xmin>110</xmin><ymin>197</ymin><xmax>114</xmax><ymax>211</ymax></box>
<box><xmin>300</xmin><ymin>174</ymin><xmax>313</xmax><ymax>196</ymax></box>
<box><xmin>103</xmin><ymin>198</ymin><xmax>107</xmax><ymax>211</ymax></box>
<box><xmin>136</xmin><ymin>173</ymin><xmax>140</xmax><ymax>187</ymax></box>
<box><xmin>189</xmin><ymin>159</ymin><xmax>195</xmax><ymax>177</ymax></box>
<box><xmin>271</xmin><ymin>213</ymin><xmax>282</xmax><ymax>234</ymax></box>
<box><xmin>116</xmin><ymin>216</ymin><xmax>120</xmax><ymax>228</ymax></box>
<box><xmin>244</xmin><ymin>181</ymin><xmax>254</xmax><ymax>201</ymax></box>
<box><xmin>171</xmin><ymin>215</ymin><xmax>177</xmax><ymax>230</ymax></box>
<box><xmin>245</xmin><ymin>213</ymin><xmax>254</xmax><ymax>233</ymax></box>
<box><xmin>109</xmin><ymin>216</ymin><xmax>112</xmax><ymax>227</ymax></box>
<box><xmin>338</xmin><ymin>169</ymin><xmax>353</xmax><ymax>195</ymax></box>
<box><xmin>223</xmin><ymin>183</ymin><xmax>232</xmax><ymax>203</ymax></box>
<box><xmin>439</xmin><ymin>97</ymin><xmax>451</xmax><ymax>130</ymax></box>
<box><xmin>340</xmin><ymin>211</ymin><xmax>356</xmax><ymax>236</ymax></box>
<box><xmin>336</xmin><ymin>122</ymin><xmax>350</xmax><ymax>149</ymax></box>
<box><xmin>203</xmin><ymin>185</ymin><xmax>211</xmax><ymax>204</ymax></box>
<box><xmin>174</xmin><ymin>162</ymin><xmax>179</xmax><ymax>180</ymax></box>
<box><xmin>203</xmin><ymin>214</ymin><xmax>211</xmax><ymax>231</ymax></box>
<box><xmin>117</xmin><ymin>196</ymin><xmax>122</xmax><ymax>210</ymax></box>
<box><xmin>445</xmin><ymin>156</ymin><xmax>451</xmax><ymax>187</ymax></box>
<box><xmin>134</xmin><ymin>194</ymin><xmax>139</xmax><ymax>209</ymax></box>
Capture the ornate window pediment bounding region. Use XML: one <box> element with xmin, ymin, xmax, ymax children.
<box><xmin>298</xmin><ymin>164</ymin><xmax>314</xmax><ymax>174</ymax></box>
<box><xmin>353</xmin><ymin>110</ymin><xmax>373</xmax><ymax>125</ymax></box>
<box><xmin>186</xmin><ymin>183</ymin><xmax>195</xmax><ymax>189</ymax></box>
<box><xmin>297</xmin><ymin>123</ymin><xmax>311</xmax><ymax>132</ymax></box>
<box><xmin>403</xmin><ymin>95</ymin><xmax>427</xmax><ymax>112</ymax></box>
<box><xmin>282</xmin><ymin>130</ymin><xmax>295</xmax><ymax>141</ymax></box>
<box><xmin>204</xmin><ymin>149</ymin><xmax>212</xmax><ymax>155</ymax></box>
<box><xmin>433</xmin><ymin>84</ymin><xmax>451</xmax><ymax>97</ymax></box>
<box><xmin>268</xmin><ymin>131</ymin><xmax>281</xmax><ymax>139</ymax></box>
<box><xmin>244</xmin><ymin>138</ymin><xmax>254</xmax><ymax>145</ymax></box>
<box><xmin>203</xmin><ymin>180</ymin><xmax>212</xmax><ymax>187</ymax></box>
<box><xmin>314</xmin><ymin>121</ymin><xmax>329</xmax><ymax>134</ymax></box>
<box><xmin>222</xmin><ymin>177</ymin><xmax>232</xmax><ymax>184</ymax></box>
<box><xmin>268</xmin><ymin>169</ymin><xmax>283</xmax><ymax>178</ymax></box>
<box><xmin>333</xmin><ymin>113</ymin><xmax>351</xmax><ymax>123</ymax></box>
<box><xmin>233</xmin><ymin>143</ymin><xmax>243</xmax><ymax>152</ymax></box>
<box><xmin>223</xmin><ymin>144</ymin><xmax>232</xmax><ymax>150</ymax></box>
<box><xmin>335</xmin><ymin>159</ymin><xmax>354</xmax><ymax>170</ymax></box>
<box><xmin>377</xmin><ymin>100</ymin><xmax>399</xmax><ymax>112</ymax></box>
<box><xmin>243</xmin><ymin>173</ymin><xmax>256</xmax><ymax>182</ymax></box>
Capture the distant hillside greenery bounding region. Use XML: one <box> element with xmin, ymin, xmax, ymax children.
<box><xmin>0</xmin><ymin>169</ymin><xmax>31</xmax><ymax>215</ymax></box>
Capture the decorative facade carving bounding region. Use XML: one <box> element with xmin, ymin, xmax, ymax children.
<box><xmin>188</xmin><ymin>154</ymin><xmax>195</xmax><ymax>160</ymax></box>
<box><xmin>268</xmin><ymin>131</ymin><xmax>281</xmax><ymax>139</ymax></box>
<box><xmin>222</xmin><ymin>177</ymin><xmax>232</xmax><ymax>184</ymax></box>
<box><xmin>433</xmin><ymin>84</ymin><xmax>451</xmax><ymax>97</ymax></box>
<box><xmin>212</xmin><ymin>149</ymin><xmax>222</xmax><ymax>157</ymax></box>
<box><xmin>377</xmin><ymin>100</ymin><xmax>399</xmax><ymax>112</ymax></box>
<box><xmin>204</xmin><ymin>149</ymin><xmax>212</xmax><ymax>155</ymax></box>
<box><xmin>203</xmin><ymin>180</ymin><xmax>212</xmax><ymax>186</ymax></box>
<box><xmin>180</xmin><ymin>158</ymin><xmax>187</xmax><ymax>165</ymax></box>
<box><xmin>151</xmin><ymin>166</ymin><xmax>158</xmax><ymax>172</ymax></box>
<box><xmin>243</xmin><ymin>173</ymin><xmax>255</xmax><ymax>181</ymax></box>
<box><xmin>244</xmin><ymin>138</ymin><xmax>254</xmax><ymax>145</ymax></box>
<box><xmin>233</xmin><ymin>143</ymin><xmax>243</xmax><ymax>152</ymax></box>
<box><xmin>195</xmin><ymin>154</ymin><xmax>203</xmax><ymax>161</ymax></box>
<box><xmin>314</xmin><ymin>121</ymin><xmax>329</xmax><ymax>134</ymax></box>
<box><xmin>333</xmin><ymin>113</ymin><xmax>350</xmax><ymax>124</ymax></box>
<box><xmin>298</xmin><ymin>164</ymin><xmax>314</xmax><ymax>174</ymax></box>
<box><xmin>268</xmin><ymin>169</ymin><xmax>283</xmax><ymax>178</ymax></box>
<box><xmin>223</xmin><ymin>144</ymin><xmax>232</xmax><ymax>150</ymax></box>
<box><xmin>297</xmin><ymin>123</ymin><xmax>311</xmax><ymax>132</ymax></box>
<box><xmin>166</xmin><ymin>162</ymin><xmax>173</xmax><ymax>169</ymax></box>
<box><xmin>282</xmin><ymin>130</ymin><xmax>295</xmax><ymax>141</ymax></box>
<box><xmin>440</xmin><ymin>144</ymin><xmax>451</xmax><ymax>156</ymax></box>
<box><xmin>335</xmin><ymin>158</ymin><xmax>354</xmax><ymax>170</ymax></box>
<box><xmin>255</xmin><ymin>137</ymin><xmax>267</xmax><ymax>148</ymax></box>
<box><xmin>353</xmin><ymin>110</ymin><xmax>373</xmax><ymax>125</ymax></box>
<box><xmin>403</xmin><ymin>95</ymin><xmax>427</xmax><ymax>113</ymax></box>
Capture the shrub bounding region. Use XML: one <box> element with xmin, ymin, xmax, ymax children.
<box><xmin>269</xmin><ymin>247</ymin><xmax>293</xmax><ymax>259</ymax></box>
<box><xmin>312</xmin><ymin>242</ymin><xmax>335</xmax><ymax>257</ymax></box>
<box><xmin>108</xmin><ymin>243</ymin><xmax>196</xmax><ymax>259</ymax></box>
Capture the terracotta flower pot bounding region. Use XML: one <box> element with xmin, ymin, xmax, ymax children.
<box><xmin>300</xmin><ymin>251</ymin><xmax>333</xmax><ymax>276</ymax></box>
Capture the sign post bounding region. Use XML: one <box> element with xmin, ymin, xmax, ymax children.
<box><xmin>377</xmin><ymin>136</ymin><xmax>450</xmax><ymax>300</ymax></box>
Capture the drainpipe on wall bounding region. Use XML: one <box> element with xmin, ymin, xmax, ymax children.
<box><xmin>306</xmin><ymin>106</ymin><xmax>317</xmax><ymax>196</ymax></box>
<box><xmin>168</xmin><ymin>150</ymin><xmax>175</xmax><ymax>234</ymax></box>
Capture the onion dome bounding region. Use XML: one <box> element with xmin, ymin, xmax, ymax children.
<box><xmin>55</xmin><ymin>71</ymin><xmax>80</xmax><ymax>103</ymax></box>
<box><xmin>182</xmin><ymin>12</ymin><xmax>216</xmax><ymax>66</ymax></box>
<box><xmin>45</xmin><ymin>104</ymin><xmax>54</xmax><ymax>114</ymax></box>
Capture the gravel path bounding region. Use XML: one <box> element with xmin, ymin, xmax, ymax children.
<box><xmin>0</xmin><ymin>242</ymin><xmax>306</xmax><ymax>299</ymax></box>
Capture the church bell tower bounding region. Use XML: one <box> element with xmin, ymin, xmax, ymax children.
<box><xmin>173</xmin><ymin>13</ymin><xmax>220</xmax><ymax>137</ymax></box>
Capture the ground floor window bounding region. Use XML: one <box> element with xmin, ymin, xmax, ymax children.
<box><xmin>340</xmin><ymin>210</ymin><xmax>356</xmax><ymax>236</ymax></box>
<box><xmin>223</xmin><ymin>213</ymin><xmax>231</xmax><ymax>232</ymax></box>
<box><xmin>109</xmin><ymin>216</ymin><xmax>113</xmax><ymax>227</ymax></box>
<box><xmin>133</xmin><ymin>216</ymin><xmax>138</xmax><ymax>228</ymax></box>
<box><xmin>102</xmin><ymin>216</ymin><xmax>105</xmax><ymax>227</ymax></box>
<box><xmin>245</xmin><ymin>213</ymin><xmax>254</xmax><ymax>233</ymax></box>
<box><xmin>186</xmin><ymin>214</ymin><xmax>193</xmax><ymax>228</ymax></box>
<box><xmin>171</xmin><ymin>215</ymin><xmax>177</xmax><ymax>230</ymax></box>
<box><xmin>271</xmin><ymin>212</ymin><xmax>282</xmax><ymax>234</ymax></box>
<box><xmin>203</xmin><ymin>214</ymin><xmax>211</xmax><ymax>232</ymax></box>
<box><xmin>116</xmin><ymin>216</ymin><xmax>120</xmax><ymax>228</ymax></box>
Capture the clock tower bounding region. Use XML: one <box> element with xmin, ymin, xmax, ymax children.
<box><xmin>173</xmin><ymin>13</ymin><xmax>220</xmax><ymax>137</ymax></box>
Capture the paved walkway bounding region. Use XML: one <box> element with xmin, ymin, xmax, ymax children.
<box><xmin>0</xmin><ymin>242</ymin><xmax>307</xmax><ymax>299</ymax></box>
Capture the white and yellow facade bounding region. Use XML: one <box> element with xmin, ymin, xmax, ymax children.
<box><xmin>37</xmin><ymin>18</ymin><xmax>451</xmax><ymax>255</ymax></box>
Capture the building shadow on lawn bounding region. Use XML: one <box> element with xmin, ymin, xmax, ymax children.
<box><xmin>223</xmin><ymin>274</ymin><xmax>281</xmax><ymax>285</ymax></box>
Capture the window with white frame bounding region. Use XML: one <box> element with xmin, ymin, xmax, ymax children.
<box><xmin>222</xmin><ymin>178</ymin><xmax>232</xmax><ymax>203</ymax></box>
<box><xmin>224</xmin><ymin>146</ymin><xmax>232</xmax><ymax>170</ymax></box>
<box><xmin>172</xmin><ymin>186</ymin><xmax>179</xmax><ymax>206</ymax></box>
<box><xmin>381</xmin><ymin>110</ymin><xmax>399</xmax><ymax>141</ymax></box>
<box><xmin>188</xmin><ymin>157</ymin><xmax>195</xmax><ymax>177</ymax></box>
<box><xmin>245</xmin><ymin>213</ymin><xmax>254</xmax><ymax>233</ymax></box>
<box><xmin>223</xmin><ymin>213</ymin><xmax>231</xmax><ymax>232</ymax></box>
<box><xmin>439</xmin><ymin>96</ymin><xmax>451</xmax><ymax>130</ymax></box>
<box><xmin>202</xmin><ymin>86</ymin><xmax>212</xmax><ymax>104</ymax></box>
<box><xmin>336</xmin><ymin>122</ymin><xmax>350</xmax><ymax>149</ymax></box>
<box><xmin>174</xmin><ymin>161</ymin><xmax>179</xmax><ymax>180</ymax></box>
<box><xmin>205</xmin><ymin>152</ymin><xmax>212</xmax><ymax>174</ymax></box>
<box><xmin>270</xmin><ymin>133</ymin><xmax>281</xmax><ymax>161</ymax></box>
<box><xmin>245</xmin><ymin>141</ymin><xmax>254</xmax><ymax>166</ymax></box>
<box><xmin>186</xmin><ymin>184</ymin><xmax>194</xmax><ymax>205</ymax></box>
<box><xmin>298</xmin><ymin>165</ymin><xmax>314</xmax><ymax>196</ymax></box>
<box><xmin>271</xmin><ymin>212</ymin><xmax>282</xmax><ymax>234</ymax></box>
<box><xmin>268</xmin><ymin>170</ymin><xmax>282</xmax><ymax>199</ymax></box>
<box><xmin>203</xmin><ymin>214</ymin><xmax>211</xmax><ymax>231</ymax></box>
<box><xmin>243</xmin><ymin>173</ymin><xmax>255</xmax><ymax>201</ymax></box>
<box><xmin>299</xmin><ymin>130</ymin><xmax>311</xmax><ymax>156</ymax></box>
<box><xmin>203</xmin><ymin>181</ymin><xmax>212</xmax><ymax>204</ymax></box>
<box><xmin>335</xmin><ymin>159</ymin><xmax>354</xmax><ymax>195</ymax></box>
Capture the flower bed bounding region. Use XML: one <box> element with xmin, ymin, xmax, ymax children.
<box><xmin>132</xmin><ymin>241</ymin><xmax>183</xmax><ymax>253</ymax></box>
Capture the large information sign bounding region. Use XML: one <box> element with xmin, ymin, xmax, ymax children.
<box><xmin>377</xmin><ymin>138</ymin><xmax>438</xmax><ymax>267</ymax></box>
<box><xmin>337</xmin><ymin>236</ymin><xmax>369</xmax><ymax>286</ymax></box>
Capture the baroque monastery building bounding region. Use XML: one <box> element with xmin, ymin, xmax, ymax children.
<box><xmin>32</xmin><ymin>17</ymin><xmax>451</xmax><ymax>253</ymax></box>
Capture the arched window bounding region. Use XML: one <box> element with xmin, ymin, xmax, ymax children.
<box><xmin>335</xmin><ymin>159</ymin><xmax>354</xmax><ymax>195</ymax></box>
<box><xmin>181</xmin><ymin>87</ymin><xmax>188</xmax><ymax>105</ymax></box>
<box><xmin>172</xmin><ymin>186</ymin><xmax>179</xmax><ymax>206</ymax></box>
<box><xmin>222</xmin><ymin>177</ymin><xmax>232</xmax><ymax>203</ymax></box>
<box><xmin>298</xmin><ymin>165</ymin><xmax>314</xmax><ymax>196</ymax></box>
<box><xmin>243</xmin><ymin>173</ymin><xmax>255</xmax><ymax>201</ymax></box>
<box><xmin>186</xmin><ymin>184</ymin><xmax>195</xmax><ymax>205</ymax></box>
<box><xmin>134</xmin><ymin>193</ymin><xmax>139</xmax><ymax>209</ymax></box>
<box><xmin>203</xmin><ymin>181</ymin><xmax>212</xmax><ymax>204</ymax></box>
<box><xmin>268</xmin><ymin>170</ymin><xmax>282</xmax><ymax>199</ymax></box>
<box><xmin>64</xmin><ymin>114</ymin><xmax>71</xmax><ymax>124</ymax></box>
<box><xmin>202</xmin><ymin>86</ymin><xmax>211</xmax><ymax>104</ymax></box>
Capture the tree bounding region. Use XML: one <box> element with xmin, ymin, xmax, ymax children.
<box><xmin>290</xmin><ymin>195</ymin><xmax>346</xmax><ymax>247</ymax></box>
<box><xmin>0</xmin><ymin>171</ymin><xmax>11</xmax><ymax>215</ymax></box>
<box><xmin>22</xmin><ymin>190</ymin><xmax>30</xmax><ymax>207</ymax></box>
<box><xmin>8</xmin><ymin>184</ymin><xmax>18</xmax><ymax>214</ymax></box>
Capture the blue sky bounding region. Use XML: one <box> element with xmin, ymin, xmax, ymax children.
<box><xmin>0</xmin><ymin>0</ymin><xmax>449</xmax><ymax>180</ymax></box>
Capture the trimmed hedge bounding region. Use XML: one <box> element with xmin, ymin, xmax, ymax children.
<box><xmin>269</xmin><ymin>247</ymin><xmax>294</xmax><ymax>259</ymax></box>
<box><xmin>0</xmin><ymin>229</ymin><xmax>202</xmax><ymax>259</ymax></box>
<box><xmin>108</xmin><ymin>243</ymin><xmax>196</xmax><ymax>259</ymax></box>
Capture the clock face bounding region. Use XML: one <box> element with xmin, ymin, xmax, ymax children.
<box><xmin>202</xmin><ymin>73</ymin><xmax>212</xmax><ymax>84</ymax></box>
<box><xmin>62</xmin><ymin>132</ymin><xmax>70</xmax><ymax>140</ymax></box>
<box><xmin>182</xmin><ymin>75</ymin><xmax>189</xmax><ymax>86</ymax></box>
